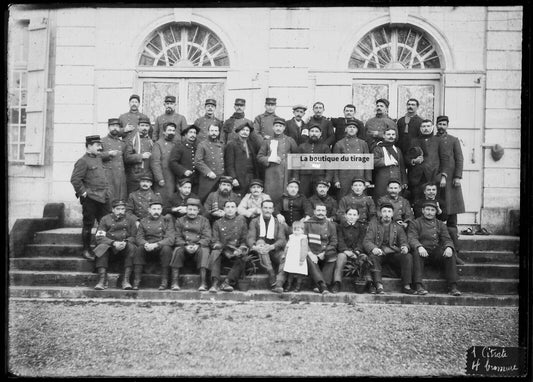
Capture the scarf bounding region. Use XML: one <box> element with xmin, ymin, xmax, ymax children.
<box><xmin>259</xmin><ymin>214</ymin><xmax>276</xmax><ymax>240</ymax></box>
<box><xmin>381</xmin><ymin>141</ymin><xmax>399</xmax><ymax>166</ymax></box>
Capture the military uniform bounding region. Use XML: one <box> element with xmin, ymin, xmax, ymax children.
<box><xmin>332</xmin><ymin>136</ymin><xmax>372</xmax><ymax>198</ymax></box>
<box><xmin>101</xmin><ymin>134</ymin><xmax>127</xmax><ymax>203</ymax></box>
<box><xmin>119</xmin><ymin>110</ymin><xmax>149</xmax><ymax>140</ymax></box>
<box><xmin>296</xmin><ymin>141</ymin><xmax>331</xmax><ymax>197</ymax></box>
<box><xmin>307</xmin><ymin>193</ymin><xmax>338</xmax><ymax>222</ymax></box>
<box><xmin>124</xmin><ymin>131</ymin><xmax>154</xmax><ymax>195</ymax></box>
<box><xmin>304</xmin><ymin>216</ymin><xmax>338</xmax><ymax>287</ymax></box>
<box><xmin>170</xmin><ymin>213</ymin><xmax>211</xmax><ymax>271</ymax></box>
<box><xmin>194</xmin><ymin>114</ymin><xmax>223</xmax><ymax>144</ymax></box>
<box><xmin>162</xmin><ymin>191</ymin><xmax>202</xmax><ymax>219</ymax></box>
<box><xmin>362</xmin><ymin>115</ymin><xmax>398</xmax><ymax>152</ymax></box>
<box><xmin>274</xmin><ymin>192</ymin><xmax>311</xmax><ymax>229</ymax></box>
<box><xmin>307</xmin><ymin>116</ymin><xmax>335</xmax><ymax>147</ymax></box>
<box><xmin>195</xmin><ymin>138</ymin><xmax>225</xmax><ymax>201</ymax></box>
<box><xmin>337</xmin><ymin>192</ymin><xmax>376</xmax><ymax>225</ymax></box>
<box><xmin>203</xmin><ymin>189</ymin><xmax>242</xmax><ymax>223</ymax></box>
<box><xmin>153</xmin><ymin>112</ymin><xmax>187</xmax><ymax>142</ymax></box>
<box><xmin>372</xmin><ymin>141</ymin><xmax>408</xmax><ymax>201</ymax></box>
<box><xmin>151</xmin><ymin>137</ymin><xmax>176</xmax><ymax>204</ymax></box>
<box><xmin>377</xmin><ymin>195</ymin><xmax>414</xmax><ymax>226</ymax></box>
<box><xmin>169</xmin><ymin>140</ymin><xmax>198</xmax><ymax>194</ymax></box>
<box><xmin>254</xmin><ymin>112</ymin><xmax>279</xmax><ymax>140</ymax></box>
<box><xmin>222</xmin><ymin>113</ymin><xmax>262</xmax><ymax>150</ymax></box>
<box><xmin>126</xmin><ymin>188</ymin><xmax>158</xmax><ymax>221</ymax></box>
<box><xmin>331</xmin><ymin>117</ymin><xmax>365</xmax><ymax>144</ymax></box>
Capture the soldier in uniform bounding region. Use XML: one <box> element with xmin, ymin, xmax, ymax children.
<box><xmin>247</xmin><ymin>200</ymin><xmax>287</xmax><ymax>289</ymax></box>
<box><xmin>170</xmin><ymin>198</ymin><xmax>211</xmax><ymax>291</ymax></box>
<box><xmin>377</xmin><ymin>179</ymin><xmax>415</xmax><ymax>231</ymax></box>
<box><xmin>337</xmin><ymin>178</ymin><xmax>376</xmax><ymax>226</ymax></box>
<box><xmin>70</xmin><ymin>135</ymin><xmax>110</xmax><ymax>260</ymax></box>
<box><xmin>274</xmin><ymin>179</ymin><xmax>312</xmax><ymax>234</ymax></box>
<box><xmin>134</xmin><ymin>197</ymin><xmax>175</xmax><ymax>290</ymax></box>
<box><xmin>203</xmin><ymin>176</ymin><xmax>242</xmax><ymax>223</ymax></box>
<box><xmin>307</xmin><ymin>102</ymin><xmax>335</xmax><ymax>147</ymax></box>
<box><xmin>222</xmin><ymin>98</ymin><xmax>262</xmax><ymax>150</ymax></box>
<box><xmin>332</xmin><ymin>119</ymin><xmax>372</xmax><ymax>199</ymax></box>
<box><xmin>119</xmin><ymin>94</ymin><xmax>149</xmax><ymax>140</ymax></box>
<box><xmin>237</xmin><ymin>179</ymin><xmax>271</xmax><ymax>222</ymax></box>
<box><xmin>151</xmin><ymin>122</ymin><xmax>177</xmax><ymax>204</ymax></box>
<box><xmin>254</xmin><ymin>97</ymin><xmax>280</xmax><ymax>140</ymax></box>
<box><xmin>93</xmin><ymin>200</ymin><xmax>138</xmax><ymax>290</ymax></box>
<box><xmin>195</xmin><ymin>124</ymin><xmax>225</xmax><ymax>202</ymax></box>
<box><xmin>363</xmin><ymin>202</ymin><xmax>414</xmax><ymax>295</ymax></box>
<box><xmin>224</xmin><ymin>120</ymin><xmax>258</xmax><ymax>196</ymax></box>
<box><xmin>285</xmin><ymin>104</ymin><xmax>309</xmax><ymax>145</ymax></box>
<box><xmin>126</xmin><ymin>174</ymin><xmax>159</xmax><ymax>222</ymax></box>
<box><xmin>305</xmin><ymin>203</ymin><xmax>338</xmax><ymax>294</ymax></box>
<box><xmin>169</xmin><ymin>124</ymin><xmax>200</xmax><ymax>195</ymax></box>
<box><xmin>408</xmin><ymin>200</ymin><xmax>461</xmax><ymax>296</ymax></box>
<box><xmin>307</xmin><ymin>180</ymin><xmax>338</xmax><ymax>222</ymax></box>
<box><xmin>363</xmin><ymin>98</ymin><xmax>398</xmax><ymax>152</ymax></box>
<box><xmin>163</xmin><ymin>178</ymin><xmax>203</xmax><ymax>219</ymax></box>
<box><xmin>124</xmin><ymin>116</ymin><xmax>154</xmax><ymax>195</ymax></box>
<box><xmin>397</xmin><ymin>98</ymin><xmax>423</xmax><ymax>155</ymax></box>
<box><xmin>100</xmin><ymin>118</ymin><xmax>127</xmax><ymax>204</ymax></box>
<box><xmin>193</xmin><ymin>98</ymin><xmax>223</xmax><ymax>144</ymax></box>
<box><xmin>331</xmin><ymin>104</ymin><xmax>365</xmax><ymax>145</ymax></box>
<box><xmin>209</xmin><ymin>200</ymin><xmax>249</xmax><ymax>293</ymax></box>
<box><xmin>296</xmin><ymin>125</ymin><xmax>332</xmax><ymax>197</ymax></box>
<box><xmin>153</xmin><ymin>95</ymin><xmax>187</xmax><ymax>142</ymax></box>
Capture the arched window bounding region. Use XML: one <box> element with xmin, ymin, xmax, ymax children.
<box><xmin>138</xmin><ymin>23</ymin><xmax>230</xmax><ymax>67</ymax></box>
<box><xmin>349</xmin><ymin>25</ymin><xmax>441</xmax><ymax>69</ymax></box>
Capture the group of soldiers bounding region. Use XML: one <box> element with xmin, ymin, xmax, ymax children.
<box><xmin>70</xmin><ymin>93</ymin><xmax>465</xmax><ymax>295</ymax></box>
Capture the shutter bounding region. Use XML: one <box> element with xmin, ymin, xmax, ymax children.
<box><xmin>24</xmin><ymin>16</ymin><xmax>49</xmax><ymax>166</ymax></box>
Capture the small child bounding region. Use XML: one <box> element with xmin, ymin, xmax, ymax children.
<box><xmin>272</xmin><ymin>221</ymin><xmax>308</xmax><ymax>293</ymax></box>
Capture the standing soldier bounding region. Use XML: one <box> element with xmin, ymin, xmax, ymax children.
<box><xmin>377</xmin><ymin>179</ymin><xmax>415</xmax><ymax>232</ymax></box>
<box><xmin>151</xmin><ymin>122</ymin><xmax>177</xmax><ymax>204</ymax></box>
<box><xmin>124</xmin><ymin>116</ymin><xmax>154</xmax><ymax>195</ymax></box>
<box><xmin>203</xmin><ymin>176</ymin><xmax>242</xmax><ymax>223</ymax></box>
<box><xmin>134</xmin><ymin>197</ymin><xmax>175</xmax><ymax>290</ymax></box>
<box><xmin>331</xmin><ymin>104</ymin><xmax>365</xmax><ymax>145</ymax></box>
<box><xmin>101</xmin><ymin>118</ymin><xmax>127</xmax><ymax>204</ymax></box>
<box><xmin>337</xmin><ymin>178</ymin><xmax>376</xmax><ymax>226</ymax></box>
<box><xmin>153</xmin><ymin>95</ymin><xmax>187</xmax><ymax>142</ymax></box>
<box><xmin>195</xmin><ymin>124</ymin><xmax>225</xmax><ymax>202</ymax></box>
<box><xmin>397</xmin><ymin>98</ymin><xmax>423</xmax><ymax>155</ymax></box>
<box><xmin>70</xmin><ymin>135</ymin><xmax>110</xmax><ymax>260</ymax></box>
<box><xmin>169</xmin><ymin>124</ymin><xmax>200</xmax><ymax>195</ymax></box>
<box><xmin>285</xmin><ymin>104</ymin><xmax>309</xmax><ymax>145</ymax></box>
<box><xmin>93</xmin><ymin>200</ymin><xmax>138</xmax><ymax>290</ymax></box>
<box><xmin>126</xmin><ymin>175</ymin><xmax>158</xmax><ymax>222</ymax></box>
<box><xmin>363</xmin><ymin>98</ymin><xmax>398</xmax><ymax>152</ymax></box>
<box><xmin>224</xmin><ymin>121</ymin><xmax>258</xmax><ymax>196</ymax></box>
<box><xmin>119</xmin><ymin>94</ymin><xmax>149</xmax><ymax>140</ymax></box>
<box><xmin>170</xmin><ymin>198</ymin><xmax>212</xmax><ymax>291</ymax></box>
<box><xmin>254</xmin><ymin>97</ymin><xmax>279</xmax><ymax>140</ymax></box>
<box><xmin>222</xmin><ymin>98</ymin><xmax>262</xmax><ymax>150</ymax></box>
<box><xmin>295</xmin><ymin>125</ymin><xmax>331</xmax><ymax>197</ymax></box>
<box><xmin>193</xmin><ymin>98</ymin><xmax>223</xmax><ymax>144</ymax></box>
<box><xmin>307</xmin><ymin>102</ymin><xmax>335</xmax><ymax>148</ymax></box>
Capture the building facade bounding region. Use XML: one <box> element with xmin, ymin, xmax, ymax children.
<box><xmin>7</xmin><ymin>6</ymin><xmax>523</xmax><ymax>233</ymax></box>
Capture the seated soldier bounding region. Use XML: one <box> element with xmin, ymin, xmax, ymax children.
<box><xmin>209</xmin><ymin>200</ymin><xmax>249</xmax><ymax>293</ymax></box>
<box><xmin>237</xmin><ymin>179</ymin><xmax>271</xmax><ymax>222</ymax></box>
<box><xmin>332</xmin><ymin>207</ymin><xmax>367</xmax><ymax>293</ymax></box>
<box><xmin>377</xmin><ymin>179</ymin><xmax>414</xmax><ymax>231</ymax></box>
<box><xmin>126</xmin><ymin>174</ymin><xmax>158</xmax><ymax>222</ymax></box>
<box><xmin>273</xmin><ymin>220</ymin><xmax>308</xmax><ymax>294</ymax></box>
<box><xmin>247</xmin><ymin>200</ymin><xmax>287</xmax><ymax>289</ymax></box>
<box><xmin>163</xmin><ymin>178</ymin><xmax>203</xmax><ymax>219</ymax></box>
<box><xmin>274</xmin><ymin>178</ymin><xmax>312</xmax><ymax>235</ymax></box>
<box><xmin>203</xmin><ymin>176</ymin><xmax>242</xmax><ymax>223</ymax></box>
<box><xmin>170</xmin><ymin>198</ymin><xmax>211</xmax><ymax>291</ymax></box>
<box><xmin>134</xmin><ymin>197</ymin><xmax>175</xmax><ymax>290</ymax></box>
<box><xmin>93</xmin><ymin>200</ymin><xmax>138</xmax><ymax>290</ymax></box>
<box><xmin>337</xmin><ymin>178</ymin><xmax>376</xmax><ymax>226</ymax></box>
<box><xmin>363</xmin><ymin>202</ymin><xmax>414</xmax><ymax>295</ymax></box>
<box><xmin>408</xmin><ymin>200</ymin><xmax>461</xmax><ymax>296</ymax></box>
<box><xmin>306</xmin><ymin>179</ymin><xmax>338</xmax><ymax>222</ymax></box>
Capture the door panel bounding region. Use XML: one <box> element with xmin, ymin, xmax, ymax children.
<box><xmin>397</xmin><ymin>85</ymin><xmax>436</xmax><ymax>121</ymax></box>
<box><xmin>352</xmin><ymin>83</ymin><xmax>389</xmax><ymax>122</ymax></box>
<box><xmin>142</xmin><ymin>81</ymin><xmax>181</xmax><ymax>124</ymax></box>
<box><xmin>186</xmin><ymin>81</ymin><xmax>225</xmax><ymax>123</ymax></box>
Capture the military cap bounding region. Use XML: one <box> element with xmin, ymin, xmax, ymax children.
<box><xmin>164</xmin><ymin>121</ymin><xmax>177</xmax><ymax>129</ymax></box>
<box><xmin>265</xmin><ymin>97</ymin><xmax>277</xmax><ymax>105</ymax></box>
<box><xmin>379</xmin><ymin>202</ymin><xmax>395</xmax><ymax>211</ymax></box>
<box><xmin>308</xmin><ymin>124</ymin><xmax>321</xmax><ymax>132</ymax></box>
<box><xmin>436</xmin><ymin>115</ymin><xmax>449</xmax><ymax>124</ymax></box>
<box><xmin>107</xmin><ymin>118</ymin><xmax>120</xmax><ymax>126</ymax></box>
<box><xmin>234</xmin><ymin>98</ymin><xmax>246</xmax><ymax>106</ymax></box>
<box><xmin>292</xmin><ymin>104</ymin><xmax>307</xmax><ymax>111</ymax></box>
<box><xmin>287</xmin><ymin>178</ymin><xmax>300</xmax><ymax>186</ymax></box>
<box><xmin>85</xmin><ymin>135</ymin><xmax>102</xmax><ymax>145</ymax></box>
<box><xmin>129</xmin><ymin>94</ymin><xmax>140</xmax><ymax>102</ymax></box>
<box><xmin>316</xmin><ymin>179</ymin><xmax>330</xmax><ymax>187</ymax></box>
<box><xmin>112</xmin><ymin>200</ymin><xmax>126</xmax><ymax>208</ymax></box>
<box><xmin>273</xmin><ymin>117</ymin><xmax>286</xmax><ymax>126</ymax></box>
<box><xmin>205</xmin><ymin>99</ymin><xmax>217</xmax><ymax>106</ymax></box>
<box><xmin>138</xmin><ymin>116</ymin><xmax>151</xmax><ymax>125</ymax></box>
<box><xmin>422</xmin><ymin>200</ymin><xmax>438</xmax><ymax>209</ymax></box>
<box><xmin>387</xmin><ymin>179</ymin><xmax>402</xmax><ymax>187</ymax></box>
<box><xmin>149</xmin><ymin>195</ymin><xmax>163</xmax><ymax>206</ymax></box>
<box><xmin>186</xmin><ymin>198</ymin><xmax>201</xmax><ymax>207</ymax></box>
<box><xmin>235</xmin><ymin>121</ymin><xmax>254</xmax><ymax>133</ymax></box>
<box><xmin>164</xmin><ymin>95</ymin><xmax>176</xmax><ymax>103</ymax></box>
<box><xmin>181</xmin><ymin>124</ymin><xmax>200</xmax><ymax>136</ymax></box>
<box><xmin>249</xmin><ymin>179</ymin><xmax>264</xmax><ymax>189</ymax></box>
<box><xmin>139</xmin><ymin>174</ymin><xmax>153</xmax><ymax>182</ymax></box>
<box><xmin>219</xmin><ymin>176</ymin><xmax>234</xmax><ymax>185</ymax></box>
<box><xmin>351</xmin><ymin>177</ymin><xmax>367</xmax><ymax>185</ymax></box>
<box><xmin>345</xmin><ymin>118</ymin><xmax>359</xmax><ymax>127</ymax></box>
<box><xmin>376</xmin><ymin>98</ymin><xmax>390</xmax><ymax>108</ymax></box>
<box><xmin>178</xmin><ymin>178</ymin><xmax>192</xmax><ymax>187</ymax></box>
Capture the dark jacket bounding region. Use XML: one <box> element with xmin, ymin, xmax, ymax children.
<box><xmin>274</xmin><ymin>193</ymin><xmax>311</xmax><ymax>227</ymax></box>
<box><xmin>437</xmin><ymin>132</ymin><xmax>465</xmax><ymax>215</ymax></box>
<box><xmin>337</xmin><ymin>221</ymin><xmax>366</xmax><ymax>253</ymax></box>
<box><xmin>307</xmin><ymin>115</ymin><xmax>335</xmax><ymax>147</ymax></box>
<box><xmin>396</xmin><ymin>114</ymin><xmax>423</xmax><ymax>155</ymax></box>
<box><xmin>407</xmin><ymin>216</ymin><xmax>455</xmax><ymax>251</ymax></box>
<box><xmin>363</xmin><ymin>219</ymin><xmax>408</xmax><ymax>253</ymax></box>
<box><xmin>224</xmin><ymin>137</ymin><xmax>258</xmax><ymax>192</ymax></box>
<box><xmin>96</xmin><ymin>213</ymin><xmax>138</xmax><ymax>246</ymax></box>
<box><xmin>70</xmin><ymin>153</ymin><xmax>109</xmax><ymax>203</ymax></box>
<box><xmin>126</xmin><ymin>188</ymin><xmax>159</xmax><ymax>220</ymax></box>
<box><xmin>247</xmin><ymin>215</ymin><xmax>287</xmax><ymax>250</ymax></box>
<box><xmin>331</xmin><ymin>117</ymin><xmax>365</xmax><ymax>144</ymax></box>
<box><xmin>307</xmin><ymin>193</ymin><xmax>338</xmax><ymax>221</ymax></box>
<box><xmin>136</xmin><ymin>215</ymin><xmax>175</xmax><ymax>247</ymax></box>
<box><xmin>212</xmin><ymin>215</ymin><xmax>248</xmax><ymax>251</ymax></box>
<box><xmin>100</xmin><ymin>134</ymin><xmax>127</xmax><ymax>202</ymax></box>
<box><xmin>406</xmin><ymin>134</ymin><xmax>448</xmax><ymax>186</ymax></box>
<box><xmin>174</xmin><ymin>214</ymin><xmax>211</xmax><ymax>248</ymax></box>
<box><xmin>304</xmin><ymin>216</ymin><xmax>338</xmax><ymax>261</ymax></box>
<box><xmin>377</xmin><ymin>195</ymin><xmax>415</xmax><ymax>224</ymax></box>
<box><xmin>337</xmin><ymin>192</ymin><xmax>376</xmax><ymax>224</ymax></box>
<box><xmin>285</xmin><ymin>118</ymin><xmax>309</xmax><ymax>145</ymax></box>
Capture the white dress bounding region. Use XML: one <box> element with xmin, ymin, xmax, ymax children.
<box><xmin>283</xmin><ymin>234</ymin><xmax>308</xmax><ymax>275</ymax></box>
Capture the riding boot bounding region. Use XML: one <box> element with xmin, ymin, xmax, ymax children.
<box><xmin>171</xmin><ymin>268</ymin><xmax>180</xmax><ymax>291</ymax></box>
<box><xmin>81</xmin><ymin>227</ymin><xmax>95</xmax><ymax>260</ymax></box>
<box><xmin>94</xmin><ymin>267</ymin><xmax>106</xmax><ymax>290</ymax></box>
<box><xmin>159</xmin><ymin>266</ymin><xmax>169</xmax><ymax>290</ymax></box>
<box><xmin>133</xmin><ymin>265</ymin><xmax>143</xmax><ymax>290</ymax></box>
<box><xmin>122</xmin><ymin>266</ymin><xmax>133</xmax><ymax>290</ymax></box>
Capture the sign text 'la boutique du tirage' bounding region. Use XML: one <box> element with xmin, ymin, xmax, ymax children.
<box><xmin>287</xmin><ymin>154</ymin><xmax>374</xmax><ymax>170</ymax></box>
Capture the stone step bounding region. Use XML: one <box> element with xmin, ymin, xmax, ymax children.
<box><xmin>9</xmin><ymin>271</ymin><xmax>518</xmax><ymax>295</ymax></box>
<box><xmin>459</xmin><ymin>250</ymin><xmax>519</xmax><ymax>264</ymax></box>
<box><xmin>33</xmin><ymin>228</ymin><xmax>96</xmax><ymax>245</ymax></box>
<box><xmin>9</xmin><ymin>286</ymin><xmax>519</xmax><ymax>307</ymax></box>
<box><xmin>10</xmin><ymin>257</ymin><xmax>520</xmax><ymax>279</ymax></box>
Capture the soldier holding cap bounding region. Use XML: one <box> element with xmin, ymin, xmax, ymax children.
<box><xmin>307</xmin><ymin>102</ymin><xmax>335</xmax><ymax>147</ymax></box>
<box><xmin>307</xmin><ymin>180</ymin><xmax>338</xmax><ymax>222</ymax></box>
<box><xmin>222</xmin><ymin>98</ymin><xmax>262</xmax><ymax>150</ymax></box>
<box><xmin>169</xmin><ymin>124</ymin><xmax>201</xmax><ymax>195</ymax></box>
<box><xmin>397</xmin><ymin>98</ymin><xmax>423</xmax><ymax>155</ymax></box>
<box><xmin>93</xmin><ymin>200</ymin><xmax>138</xmax><ymax>290</ymax></box>
<box><xmin>331</xmin><ymin>104</ymin><xmax>365</xmax><ymax>145</ymax></box>
<box><xmin>163</xmin><ymin>178</ymin><xmax>203</xmax><ymax>219</ymax></box>
<box><xmin>224</xmin><ymin>120</ymin><xmax>259</xmax><ymax>194</ymax></box>
<box><xmin>151</xmin><ymin>121</ymin><xmax>177</xmax><ymax>204</ymax></box>
<box><xmin>170</xmin><ymin>198</ymin><xmax>212</xmax><ymax>291</ymax></box>
<box><xmin>203</xmin><ymin>176</ymin><xmax>242</xmax><ymax>223</ymax></box>
<box><xmin>70</xmin><ymin>135</ymin><xmax>110</xmax><ymax>260</ymax></box>
<box><xmin>254</xmin><ymin>97</ymin><xmax>280</xmax><ymax>140</ymax></box>
<box><xmin>134</xmin><ymin>196</ymin><xmax>175</xmax><ymax>290</ymax></box>
<box><xmin>193</xmin><ymin>98</ymin><xmax>223</xmax><ymax>144</ymax></box>
<box><xmin>377</xmin><ymin>179</ymin><xmax>414</xmax><ymax>230</ymax></box>
<box><xmin>153</xmin><ymin>95</ymin><xmax>187</xmax><ymax>142</ymax></box>
<box><xmin>363</xmin><ymin>98</ymin><xmax>398</xmax><ymax>152</ymax></box>
<box><xmin>195</xmin><ymin>123</ymin><xmax>225</xmax><ymax>201</ymax></box>
<box><xmin>124</xmin><ymin>116</ymin><xmax>154</xmax><ymax>195</ymax></box>
<box><xmin>285</xmin><ymin>104</ymin><xmax>309</xmax><ymax>145</ymax></box>
<box><xmin>126</xmin><ymin>174</ymin><xmax>158</xmax><ymax>221</ymax></box>
<box><xmin>119</xmin><ymin>94</ymin><xmax>149</xmax><ymax>140</ymax></box>
<box><xmin>337</xmin><ymin>178</ymin><xmax>376</xmax><ymax>225</ymax></box>
<box><xmin>237</xmin><ymin>179</ymin><xmax>271</xmax><ymax>221</ymax></box>
<box><xmin>101</xmin><ymin>118</ymin><xmax>128</xmax><ymax>204</ymax></box>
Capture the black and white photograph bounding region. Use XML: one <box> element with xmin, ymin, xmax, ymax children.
<box><xmin>6</xmin><ymin>2</ymin><xmax>531</xmax><ymax>378</ymax></box>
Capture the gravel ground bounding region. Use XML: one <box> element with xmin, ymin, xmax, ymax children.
<box><xmin>8</xmin><ymin>299</ymin><xmax>519</xmax><ymax>377</ymax></box>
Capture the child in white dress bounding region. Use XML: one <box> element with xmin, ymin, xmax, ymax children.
<box><xmin>279</xmin><ymin>221</ymin><xmax>308</xmax><ymax>292</ymax></box>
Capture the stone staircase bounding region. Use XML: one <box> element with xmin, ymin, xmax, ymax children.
<box><xmin>9</xmin><ymin>228</ymin><xmax>520</xmax><ymax>306</ymax></box>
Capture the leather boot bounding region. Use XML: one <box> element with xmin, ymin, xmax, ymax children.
<box><xmin>122</xmin><ymin>267</ymin><xmax>133</xmax><ymax>290</ymax></box>
<box><xmin>94</xmin><ymin>267</ymin><xmax>106</xmax><ymax>290</ymax></box>
<box><xmin>267</xmin><ymin>269</ymin><xmax>277</xmax><ymax>289</ymax></box>
<box><xmin>159</xmin><ymin>266</ymin><xmax>169</xmax><ymax>290</ymax></box>
<box><xmin>132</xmin><ymin>265</ymin><xmax>143</xmax><ymax>290</ymax></box>
<box><xmin>198</xmin><ymin>268</ymin><xmax>208</xmax><ymax>291</ymax></box>
<box><xmin>171</xmin><ymin>268</ymin><xmax>180</xmax><ymax>291</ymax></box>
<box><xmin>209</xmin><ymin>278</ymin><xmax>219</xmax><ymax>293</ymax></box>
<box><xmin>81</xmin><ymin>227</ymin><xmax>95</xmax><ymax>261</ymax></box>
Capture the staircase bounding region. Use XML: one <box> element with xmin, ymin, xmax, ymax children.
<box><xmin>9</xmin><ymin>227</ymin><xmax>520</xmax><ymax>306</ymax></box>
